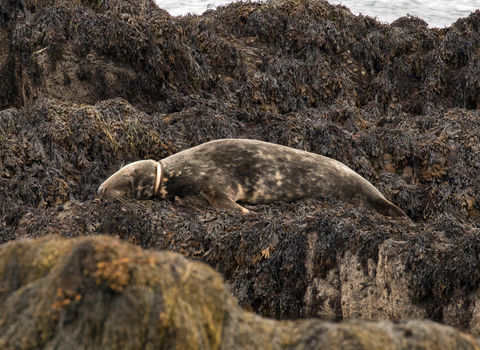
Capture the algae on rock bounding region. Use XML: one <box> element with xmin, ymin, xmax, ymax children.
<box><xmin>1</xmin><ymin>235</ymin><xmax>479</xmax><ymax>350</ymax></box>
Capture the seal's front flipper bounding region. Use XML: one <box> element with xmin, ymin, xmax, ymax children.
<box><xmin>201</xmin><ymin>190</ymin><xmax>250</xmax><ymax>214</ymax></box>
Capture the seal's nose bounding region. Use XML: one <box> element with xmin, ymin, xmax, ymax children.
<box><xmin>97</xmin><ymin>187</ymin><xmax>105</xmax><ymax>196</ymax></box>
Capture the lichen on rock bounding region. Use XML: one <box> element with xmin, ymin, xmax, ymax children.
<box><xmin>1</xmin><ymin>235</ymin><xmax>479</xmax><ymax>349</ymax></box>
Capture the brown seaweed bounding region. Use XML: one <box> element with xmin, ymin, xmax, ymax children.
<box><xmin>1</xmin><ymin>0</ymin><xmax>480</xmax><ymax>335</ymax></box>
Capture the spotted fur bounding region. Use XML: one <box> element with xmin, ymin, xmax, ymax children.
<box><xmin>98</xmin><ymin>139</ymin><xmax>407</xmax><ymax>217</ymax></box>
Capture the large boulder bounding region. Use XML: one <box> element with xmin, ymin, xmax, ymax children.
<box><xmin>1</xmin><ymin>235</ymin><xmax>479</xmax><ymax>349</ymax></box>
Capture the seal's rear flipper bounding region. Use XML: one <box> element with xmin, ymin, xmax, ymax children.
<box><xmin>370</xmin><ymin>198</ymin><xmax>408</xmax><ymax>218</ymax></box>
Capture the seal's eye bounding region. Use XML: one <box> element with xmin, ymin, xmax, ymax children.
<box><xmin>123</xmin><ymin>175</ymin><xmax>130</xmax><ymax>179</ymax></box>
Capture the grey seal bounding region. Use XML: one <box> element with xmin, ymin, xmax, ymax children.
<box><xmin>97</xmin><ymin>139</ymin><xmax>406</xmax><ymax>217</ymax></box>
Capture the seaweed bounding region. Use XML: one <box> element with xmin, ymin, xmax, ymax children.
<box><xmin>2</xmin><ymin>0</ymin><xmax>480</xmax><ymax>335</ymax></box>
<box><xmin>2</xmin><ymin>235</ymin><xmax>479</xmax><ymax>349</ymax></box>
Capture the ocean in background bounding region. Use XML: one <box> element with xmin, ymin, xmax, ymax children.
<box><xmin>158</xmin><ymin>0</ymin><xmax>479</xmax><ymax>28</ymax></box>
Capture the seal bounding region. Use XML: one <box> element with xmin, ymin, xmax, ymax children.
<box><xmin>97</xmin><ymin>139</ymin><xmax>407</xmax><ymax>217</ymax></box>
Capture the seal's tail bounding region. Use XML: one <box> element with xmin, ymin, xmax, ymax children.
<box><xmin>372</xmin><ymin>198</ymin><xmax>408</xmax><ymax>218</ymax></box>
<box><xmin>387</xmin><ymin>202</ymin><xmax>408</xmax><ymax>218</ymax></box>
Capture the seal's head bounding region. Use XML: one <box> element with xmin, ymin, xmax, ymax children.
<box><xmin>97</xmin><ymin>160</ymin><xmax>162</xmax><ymax>201</ymax></box>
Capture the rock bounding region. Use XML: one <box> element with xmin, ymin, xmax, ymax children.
<box><xmin>1</xmin><ymin>235</ymin><xmax>479</xmax><ymax>349</ymax></box>
<box><xmin>1</xmin><ymin>0</ymin><xmax>480</xmax><ymax>337</ymax></box>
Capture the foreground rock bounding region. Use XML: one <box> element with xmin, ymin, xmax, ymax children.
<box><xmin>1</xmin><ymin>235</ymin><xmax>479</xmax><ymax>349</ymax></box>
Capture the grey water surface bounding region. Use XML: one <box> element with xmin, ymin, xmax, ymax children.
<box><xmin>158</xmin><ymin>0</ymin><xmax>479</xmax><ymax>28</ymax></box>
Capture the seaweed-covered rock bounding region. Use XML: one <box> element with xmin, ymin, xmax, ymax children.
<box><xmin>2</xmin><ymin>0</ymin><xmax>480</xmax><ymax>337</ymax></box>
<box><xmin>1</xmin><ymin>235</ymin><xmax>479</xmax><ymax>349</ymax></box>
<box><xmin>7</xmin><ymin>197</ymin><xmax>480</xmax><ymax>333</ymax></box>
<box><xmin>1</xmin><ymin>0</ymin><xmax>204</xmax><ymax>108</ymax></box>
